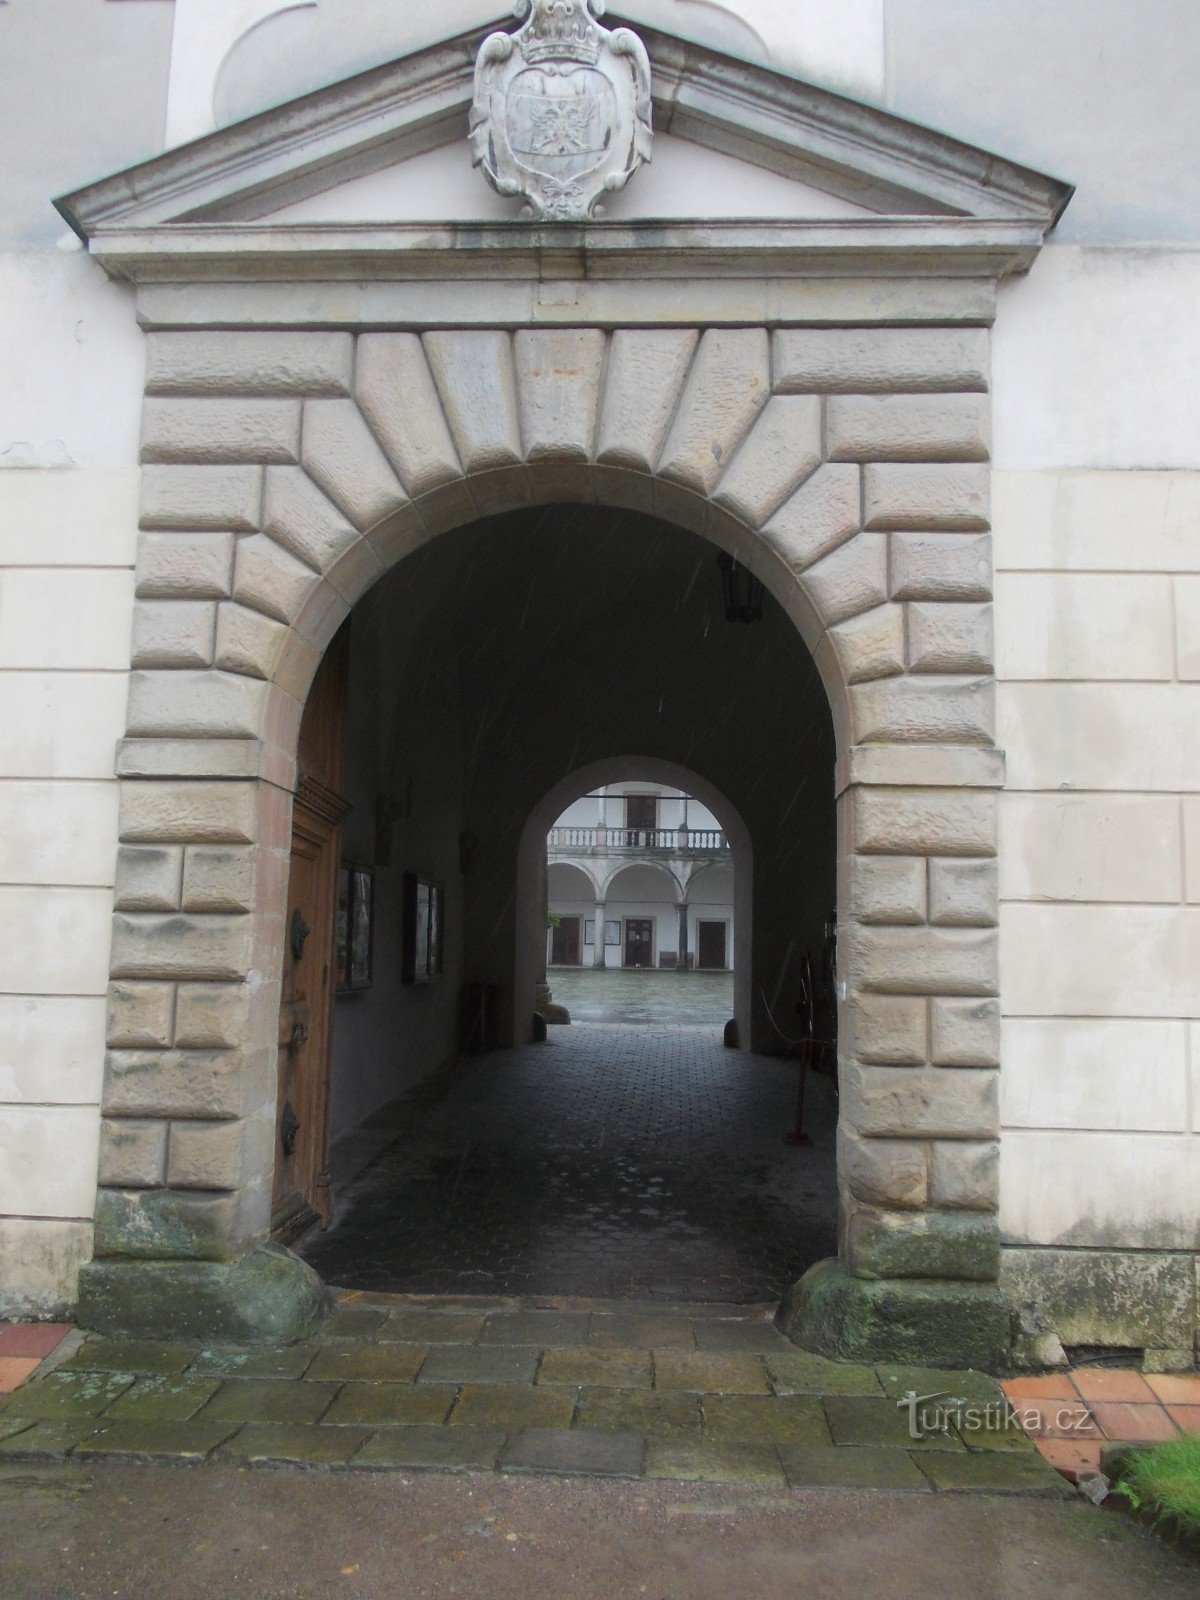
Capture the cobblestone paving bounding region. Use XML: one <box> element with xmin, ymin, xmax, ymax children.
<box><xmin>302</xmin><ymin>1023</ymin><xmax>837</xmax><ymax>1302</ymax></box>
<box><xmin>548</xmin><ymin>970</ymin><xmax>734</xmax><ymax>1024</ymax></box>
<box><xmin>0</xmin><ymin>1297</ymin><xmax>1069</xmax><ymax>1494</ymax></box>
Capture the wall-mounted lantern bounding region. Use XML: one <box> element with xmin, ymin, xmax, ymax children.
<box><xmin>717</xmin><ymin>552</ymin><xmax>766</xmax><ymax>624</ymax></box>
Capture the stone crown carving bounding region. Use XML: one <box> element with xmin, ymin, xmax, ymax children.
<box><xmin>471</xmin><ymin>0</ymin><xmax>653</xmax><ymax>221</ymax></box>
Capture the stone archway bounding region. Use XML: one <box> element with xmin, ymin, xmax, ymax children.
<box><xmin>88</xmin><ymin>322</ymin><xmax>1005</xmax><ymax>1365</ymax></box>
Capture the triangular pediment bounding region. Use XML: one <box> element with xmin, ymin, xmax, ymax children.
<box><xmin>57</xmin><ymin>14</ymin><xmax>1072</xmax><ymax>245</ymax></box>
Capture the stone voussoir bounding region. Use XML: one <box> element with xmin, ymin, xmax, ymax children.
<box><xmin>595</xmin><ymin>327</ymin><xmax>699</xmax><ymax>472</ymax></box>
<box><xmin>712</xmin><ymin>394</ymin><xmax>823</xmax><ymax>527</ymax></box>
<box><xmin>136</xmin><ymin>533</ymin><xmax>235</xmax><ymax>602</ymax></box>
<box><xmin>301</xmin><ymin>399</ymin><xmax>408</xmax><ymax>531</ymax></box>
<box><xmin>891</xmin><ymin>532</ymin><xmax>992</xmax><ymax>602</ymax></box>
<box><xmin>514</xmin><ymin>327</ymin><xmax>606</xmax><ymax>464</ymax></box>
<box><xmin>355</xmin><ymin>332</ymin><xmax>464</xmax><ymax>496</ymax></box>
<box><xmin>864</xmin><ymin>463</ymin><xmax>990</xmax><ymax>531</ymax></box>
<box><xmin>657</xmin><ymin>328</ymin><xmax>770</xmax><ymax>497</ymax></box>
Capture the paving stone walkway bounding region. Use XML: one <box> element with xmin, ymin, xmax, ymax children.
<box><xmin>0</xmin><ymin>1295</ymin><xmax>1067</xmax><ymax>1494</ymax></box>
<box><xmin>303</xmin><ymin>1023</ymin><xmax>838</xmax><ymax>1301</ymax></box>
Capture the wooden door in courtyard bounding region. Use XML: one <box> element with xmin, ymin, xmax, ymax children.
<box><xmin>273</xmin><ymin>629</ymin><xmax>351</xmax><ymax>1242</ymax></box>
<box><xmin>550</xmin><ymin>917</ymin><xmax>581</xmax><ymax>966</ymax></box>
<box><xmin>624</xmin><ymin>919</ymin><xmax>654</xmax><ymax>968</ymax></box>
<box><xmin>697</xmin><ymin>920</ymin><xmax>728</xmax><ymax>970</ymax></box>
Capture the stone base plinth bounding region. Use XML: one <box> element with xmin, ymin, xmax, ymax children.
<box><xmin>77</xmin><ymin>1244</ymin><xmax>329</xmax><ymax>1346</ymax></box>
<box><xmin>778</xmin><ymin>1258</ymin><xmax>1010</xmax><ymax>1371</ymax></box>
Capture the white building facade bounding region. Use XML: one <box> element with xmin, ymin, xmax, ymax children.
<box><xmin>0</xmin><ymin>0</ymin><xmax>1196</xmax><ymax>1369</ymax></box>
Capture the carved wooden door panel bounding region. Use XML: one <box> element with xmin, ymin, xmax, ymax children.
<box><xmin>272</xmin><ymin>629</ymin><xmax>350</xmax><ymax>1242</ymax></box>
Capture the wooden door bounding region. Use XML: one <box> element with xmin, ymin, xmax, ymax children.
<box><xmin>697</xmin><ymin>920</ymin><xmax>728</xmax><ymax>971</ymax></box>
<box><xmin>624</xmin><ymin>919</ymin><xmax>654</xmax><ymax>968</ymax></box>
<box><xmin>625</xmin><ymin>793</ymin><xmax>657</xmax><ymax>846</ymax></box>
<box><xmin>550</xmin><ymin>917</ymin><xmax>581</xmax><ymax>966</ymax></box>
<box><xmin>272</xmin><ymin>629</ymin><xmax>351</xmax><ymax>1243</ymax></box>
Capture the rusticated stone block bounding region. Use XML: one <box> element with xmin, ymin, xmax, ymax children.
<box><xmin>301</xmin><ymin>399</ymin><xmax>407</xmax><ymax>531</ymax></box>
<box><xmin>1000</xmin><ymin>1248</ymin><xmax>1196</xmax><ymax>1350</ymax></box>
<box><xmin>110</xmin><ymin>913</ymin><xmax>253</xmax><ymax>982</ymax></box>
<box><xmin>104</xmin><ymin>1048</ymin><xmax>248</xmax><ymax>1119</ymax></box>
<box><xmin>891</xmin><ymin>532</ymin><xmax>992</xmax><ymax>602</ymax></box>
<box><xmin>139</xmin><ymin>465</ymin><xmax>261</xmax><ymax>532</ymax></box>
<box><xmin>174</xmin><ymin>983</ymin><xmax>252</xmax><ymax>1051</ymax></box>
<box><xmin>842</xmin><ymin>994</ymin><xmax>928</xmax><ymax>1066</ymax></box>
<box><xmin>232</xmin><ymin>533</ymin><xmax>321</xmax><ymax>626</ymax></box>
<box><xmin>214</xmin><ymin>603</ymin><xmax>288</xmax><ymax>683</ymax></box>
<box><xmin>772</xmin><ymin>328</ymin><xmax>990</xmax><ymax>394</ymax></box>
<box><xmin>712</xmin><ymin>395</ymin><xmax>822</xmax><ymax>527</ymax></box>
<box><xmin>355</xmin><ymin>333</ymin><xmax>463</xmax><ymax>495</ymax></box>
<box><xmin>930</xmin><ymin>997</ymin><xmax>1001</xmax><ymax>1067</ymax></box>
<box><xmin>168</xmin><ymin>1117</ymin><xmax>269</xmax><ymax>1192</ymax></box>
<box><xmin>845</xmin><ymin>1205</ymin><xmax>1000</xmax><ymax>1282</ymax></box>
<box><xmin>801</xmin><ymin>533</ymin><xmax>888</xmax><ymax>628</ymax></box>
<box><xmin>761</xmin><ymin>463</ymin><xmax>861</xmax><ymax>574</ymax></box>
<box><xmin>596</xmin><ymin>328</ymin><xmax>699</xmax><ymax>471</ymax></box>
<box><xmin>828</xmin><ymin>604</ymin><xmax>905</xmax><ymax>686</ymax></box>
<box><xmin>929</xmin><ymin>859</ymin><xmax>998</xmax><ymax>928</ymax></box>
<box><xmin>852</xmin><ymin>788</ymin><xmax>996</xmax><ymax>857</ymax></box>
<box><xmin>424</xmin><ymin>331</ymin><xmax>522</xmax><ymax>473</ymax></box>
<box><xmin>514</xmin><ymin>328</ymin><xmax>606</xmax><ymax>464</ymax></box>
<box><xmin>182</xmin><ymin>846</ymin><xmax>258</xmax><ymax>914</ymax></box>
<box><xmin>107</xmin><ymin>981</ymin><xmax>175</xmax><ymax>1049</ymax></box>
<box><xmin>136</xmin><ymin>533</ymin><xmax>234</xmax><ymax>601</ymax></box>
<box><xmin>864</xmin><ymin>464</ymin><xmax>990</xmax><ymax>530</ymax></box>
<box><xmin>851</xmin><ymin>675</ymin><xmax>995</xmax><ymax>745</ymax></box>
<box><xmin>907</xmin><ymin>602</ymin><xmax>994</xmax><ymax>675</ymax></box>
<box><xmin>98</xmin><ymin>1118</ymin><xmax>168</xmax><ymax>1189</ymax></box>
<box><xmin>141</xmin><ymin>398</ymin><xmax>301</xmax><ymax>465</ymax></box>
<box><xmin>828</xmin><ymin>395</ymin><xmax>990</xmax><ymax>464</ymax></box>
<box><xmin>842</xmin><ymin>1063</ymin><xmax>999</xmax><ymax>1139</ymax></box>
<box><xmin>131</xmin><ymin>601</ymin><xmax>215</xmax><ymax>670</ymax></box>
<box><xmin>657</xmin><ymin>328</ymin><xmax>770</xmax><ymax>495</ymax></box>
<box><xmin>94</xmin><ymin>1189</ymin><xmax>247</xmax><ymax>1262</ymax></box>
<box><xmin>125</xmin><ymin>670</ymin><xmax>267</xmax><ymax>740</ymax></box>
<box><xmin>114</xmin><ymin>845</ymin><xmax>183</xmax><ymax>913</ymax></box>
<box><xmin>847</xmin><ymin>925</ymin><xmax>998</xmax><ymax>997</ymax></box>
<box><xmin>145</xmin><ymin>331</ymin><xmax>354</xmax><ymax>397</ymax></box>
<box><xmin>120</xmin><ymin>781</ymin><xmax>257</xmax><ymax>845</ymax></box>
<box><xmin>839</xmin><ymin>1127</ymin><xmax>929</xmax><ymax>1209</ymax></box>
<box><xmin>931</xmin><ymin>1141</ymin><xmax>999</xmax><ymax>1211</ymax></box>
<box><xmin>844</xmin><ymin>855</ymin><xmax>926</xmax><ymax>925</ymax></box>
<box><xmin>262</xmin><ymin>466</ymin><xmax>358</xmax><ymax>573</ymax></box>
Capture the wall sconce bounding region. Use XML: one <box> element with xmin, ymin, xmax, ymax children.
<box><xmin>717</xmin><ymin>552</ymin><xmax>765</xmax><ymax>623</ymax></box>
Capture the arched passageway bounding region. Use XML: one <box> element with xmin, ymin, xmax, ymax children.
<box><xmin>290</xmin><ymin>505</ymin><xmax>840</xmax><ymax>1299</ymax></box>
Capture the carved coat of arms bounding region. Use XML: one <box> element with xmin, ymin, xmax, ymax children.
<box><xmin>471</xmin><ymin>1</ymin><xmax>653</xmax><ymax>221</ymax></box>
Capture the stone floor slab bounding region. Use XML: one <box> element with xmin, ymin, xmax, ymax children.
<box><xmin>537</xmin><ymin>1347</ymin><xmax>653</xmax><ymax>1389</ymax></box>
<box><xmin>480</xmin><ymin>1312</ymin><xmax>591</xmax><ymax>1348</ymax></box>
<box><xmin>220</xmin><ymin>1424</ymin><xmax>369</xmax><ymax>1467</ymax></box>
<box><xmin>323</xmin><ymin>1383</ymin><xmax>456</xmax><ymax>1428</ymax></box>
<box><xmin>779</xmin><ymin>1445</ymin><xmax>932</xmax><ymax>1492</ymax></box>
<box><xmin>200</xmin><ymin>1379</ymin><xmax>338</xmax><ymax>1425</ymax></box>
<box><xmin>652</xmin><ymin>1353</ymin><xmax>770</xmax><ymax>1395</ymax></box>
<box><xmin>320</xmin><ymin>1306</ymin><xmax>389</xmax><ymax>1340</ymax></box>
<box><xmin>352</xmin><ymin>1426</ymin><xmax>507</xmax><ymax>1471</ymax></box>
<box><xmin>876</xmin><ymin>1366</ymin><xmax>1004</xmax><ymax>1404</ymax></box>
<box><xmin>574</xmin><ymin>1387</ymin><xmax>703</xmax><ymax>1438</ymax></box>
<box><xmin>73</xmin><ymin>1419</ymin><xmax>240</xmax><ymax>1464</ymax></box>
<box><xmin>824</xmin><ymin>1396</ymin><xmax>967</xmax><ymax>1451</ymax></box>
<box><xmin>701</xmin><ymin>1393</ymin><xmax>831</xmax><ymax>1447</ymax></box>
<box><xmin>418</xmin><ymin>1345</ymin><xmax>539</xmax><ymax>1386</ymax></box>
<box><xmin>766</xmin><ymin>1352</ymin><xmax>883</xmax><ymax>1397</ymax></box>
<box><xmin>60</xmin><ymin>1340</ymin><xmax>197</xmax><ymax>1377</ymax></box>
<box><xmin>501</xmin><ymin>1428</ymin><xmax>645</xmax><ymax>1478</ymax></box>
<box><xmin>101</xmin><ymin>1375</ymin><xmax>222</xmax><ymax>1423</ymax></box>
<box><xmin>0</xmin><ymin>1419</ymin><xmax>104</xmax><ymax>1457</ymax></box>
<box><xmin>915</xmin><ymin>1450</ymin><xmax>1074</xmax><ymax>1496</ymax></box>
<box><xmin>449</xmin><ymin>1384</ymin><xmax>577</xmax><ymax>1431</ymax></box>
<box><xmin>587</xmin><ymin>1312</ymin><xmax>696</xmax><ymax>1351</ymax></box>
<box><xmin>377</xmin><ymin>1311</ymin><xmax>486</xmax><ymax>1345</ymax></box>
<box><xmin>189</xmin><ymin>1347</ymin><xmax>318</xmax><ymax>1380</ymax></box>
<box><xmin>0</xmin><ymin>1371</ymin><xmax>135</xmax><ymax>1418</ymax></box>
<box><xmin>693</xmin><ymin>1320</ymin><xmax>794</xmax><ymax>1354</ymax></box>
<box><xmin>305</xmin><ymin>1343</ymin><xmax>427</xmax><ymax>1383</ymax></box>
<box><xmin>644</xmin><ymin>1437</ymin><xmax>786</xmax><ymax>1487</ymax></box>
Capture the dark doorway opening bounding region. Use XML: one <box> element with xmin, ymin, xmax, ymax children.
<box><xmin>550</xmin><ymin>916</ymin><xmax>582</xmax><ymax>967</ymax></box>
<box><xmin>697</xmin><ymin>920</ymin><xmax>728</xmax><ymax>971</ymax></box>
<box><xmin>623</xmin><ymin>918</ymin><xmax>654</xmax><ymax>968</ymax></box>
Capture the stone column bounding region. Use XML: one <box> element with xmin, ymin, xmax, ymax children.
<box><xmin>593</xmin><ymin>902</ymin><xmax>607</xmax><ymax>969</ymax></box>
<box><xmin>677</xmin><ymin>902</ymin><xmax>690</xmax><ymax>972</ymax></box>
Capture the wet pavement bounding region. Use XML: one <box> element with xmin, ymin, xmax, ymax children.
<box><xmin>548</xmin><ymin>969</ymin><xmax>734</xmax><ymax>1024</ymax></box>
<box><xmin>302</xmin><ymin>1023</ymin><xmax>837</xmax><ymax>1302</ymax></box>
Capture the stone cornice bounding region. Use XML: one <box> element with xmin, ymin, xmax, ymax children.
<box><xmin>87</xmin><ymin>217</ymin><xmax>1048</xmax><ymax>290</ymax></box>
<box><xmin>56</xmin><ymin>15</ymin><xmax>1072</xmax><ymax>243</ymax></box>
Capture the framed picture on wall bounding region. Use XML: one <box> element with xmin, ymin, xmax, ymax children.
<box><xmin>336</xmin><ymin>865</ymin><xmax>374</xmax><ymax>993</ymax></box>
<box><xmin>403</xmin><ymin>872</ymin><xmax>444</xmax><ymax>985</ymax></box>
